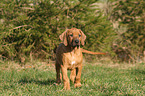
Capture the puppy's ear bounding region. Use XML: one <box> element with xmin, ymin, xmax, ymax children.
<box><xmin>79</xmin><ymin>29</ymin><xmax>86</xmax><ymax>45</ymax></box>
<box><xmin>59</xmin><ymin>29</ymin><xmax>68</xmax><ymax>46</ymax></box>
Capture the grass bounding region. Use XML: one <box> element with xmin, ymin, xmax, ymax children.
<box><xmin>0</xmin><ymin>61</ymin><xmax>145</xmax><ymax>96</ymax></box>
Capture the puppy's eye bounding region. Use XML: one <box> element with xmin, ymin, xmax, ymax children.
<box><xmin>70</xmin><ymin>34</ymin><xmax>73</xmax><ymax>37</ymax></box>
<box><xmin>79</xmin><ymin>34</ymin><xmax>81</xmax><ymax>37</ymax></box>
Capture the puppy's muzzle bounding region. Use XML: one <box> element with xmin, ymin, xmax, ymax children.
<box><xmin>72</xmin><ymin>39</ymin><xmax>80</xmax><ymax>47</ymax></box>
<box><xmin>75</xmin><ymin>39</ymin><xmax>79</xmax><ymax>44</ymax></box>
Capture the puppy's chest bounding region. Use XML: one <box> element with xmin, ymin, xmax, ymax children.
<box><xmin>64</xmin><ymin>53</ymin><xmax>82</xmax><ymax>66</ymax></box>
<box><xmin>69</xmin><ymin>56</ymin><xmax>77</xmax><ymax>65</ymax></box>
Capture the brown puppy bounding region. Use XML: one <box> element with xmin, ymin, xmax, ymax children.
<box><xmin>55</xmin><ymin>28</ymin><xmax>105</xmax><ymax>90</ymax></box>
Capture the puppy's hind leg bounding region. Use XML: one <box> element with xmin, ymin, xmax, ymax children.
<box><xmin>55</xmin><ymin>62</ymin><xmax>61</xmax><ymax>84</ymax></box>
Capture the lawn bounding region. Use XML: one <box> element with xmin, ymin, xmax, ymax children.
<box><xmin>0</xmin><ymin>61</ymin><xmax>145</xmax><ymax>95</ymax></box>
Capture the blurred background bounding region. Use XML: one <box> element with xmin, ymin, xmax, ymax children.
<box><xmin>0</xmin><ymin>0</ymin><xmax>145</xmax><ymax>64</ymax></box>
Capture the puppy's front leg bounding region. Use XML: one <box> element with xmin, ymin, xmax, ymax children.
<box><xmin>70</xmin><ymin>69</ymin><xmax>76</xmax><ymax>83</ymax></box>
<box><xmin>61</xmin><ymin>65</ymin><xmax>70</xmax><ymax>90</ymax></box>
<box><xmin>74</xmin><ymin>65</ymin><xmax>82</xmax><ymax>88</ymax></box>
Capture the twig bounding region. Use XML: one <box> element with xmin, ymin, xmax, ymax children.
<box><xmin>10</xmin><ymin>25</ymin><xmax>32</xmax><ymax>31</ymax></box>
<box><xmin>21</xmin><ymin>7</ymin><xmax>34</xmax><ymax>10</ymax></box>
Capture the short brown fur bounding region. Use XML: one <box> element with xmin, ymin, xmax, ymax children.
<box><xmin>55</xmin><ymin>28</ymin><xmax>106</xmax><ymax>90</ymax></box>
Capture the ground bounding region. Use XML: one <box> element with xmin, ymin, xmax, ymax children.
<box><xmin>0</xmin><ymin>60</ymin><xmax>145</xmax><ymax>95</ymax></box>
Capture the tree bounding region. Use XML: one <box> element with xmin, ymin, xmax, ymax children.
<box><xmin>0</xmin><ymin>0</ymin><xmax>115</xmax><ymax>61</ymax></box>
<box><xmin>111</xmin><ymin>0</ymin><xmax>145</xmax><ymax>62</ymax></box>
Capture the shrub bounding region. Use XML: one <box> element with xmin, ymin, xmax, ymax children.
<box><xmin>0</xmin><ymin>0</ymin><xmax>115</xmax><ymax>62</ymax></box>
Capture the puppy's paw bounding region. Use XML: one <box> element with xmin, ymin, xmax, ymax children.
<box><xmin>54</xmin><ymin>83</ymin><xmax>61</xmax><ymax>85</ymax></box>
<box><xmin>63</xmin><ymin>86</ymin><xmax>71</xmax><ymax>90</ymax></box>
<box><xmin>74</xmin><ymin>83</ymin><xmax>82</xmax><ymax>88</ymax></box>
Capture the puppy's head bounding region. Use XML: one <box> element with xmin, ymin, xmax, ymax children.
<box><xmin>59</xmin><ymin>28</ymin><xmax>86</xmax><ymax>47</ymax></box>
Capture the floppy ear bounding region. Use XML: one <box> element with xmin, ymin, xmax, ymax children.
<box><xmin>79</xmin><ymin>29</ymin><xmax>86</xmax><ymax>45</ymax></box>
<box><xmin>59</xmin><ymin>29</ymin><xmax>68</xmax><ymax>46</ymax></box>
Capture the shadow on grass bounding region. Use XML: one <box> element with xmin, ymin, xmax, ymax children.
<box><xmin>18</xmin><ymin>77</ymin><xmax>56</xmax><ymax>85</ymax></box>
<box><xmin>131</xmin><ymin>69</ymin><xmax>145</xmax><ymax>75</ymax></box>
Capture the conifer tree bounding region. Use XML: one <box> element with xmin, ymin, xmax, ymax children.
<box><xmin>111</xmin><ymin>0</ymin><xmax>145</xmax><ymax>60</ymax></box>
<box><xmin>0</xmin><ymin>0</ymin><xmax>115</xmax><ymax>61</ymax></box>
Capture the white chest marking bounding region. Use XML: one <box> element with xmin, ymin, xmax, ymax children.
<box><xmin>71</xmin><ymin>56</ymin><xmax>76</xmax><ymax>65</ymax></box>
<box><xmin>71</xmin><ymin>61</ymin><xmax>76</xmax><ymax>65</ymax></box>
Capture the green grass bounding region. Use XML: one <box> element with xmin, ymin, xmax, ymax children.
<box><xmin>0</xmin><ymin>61</ymin><xmax>145</xmax><ymax>95</ymax></box>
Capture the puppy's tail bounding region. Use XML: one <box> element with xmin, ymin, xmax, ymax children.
<box><xmin>81</xmin><ymin>48</ymin><xmax>106</xmax><ymax>55</ymax></box>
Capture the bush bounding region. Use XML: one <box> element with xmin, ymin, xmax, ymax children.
<box><xmin>111</xmin><ymin>0</ymin><xmax>145</xmax><ymax>62</ymax></box>
<box><xmin>0</xmin><ymin>0</ymin><xmax>115</xmax><ymax>62</ymax></box>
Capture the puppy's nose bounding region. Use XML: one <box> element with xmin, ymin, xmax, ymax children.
<box><xmin>75</xmin><ymin>39</ymin><xmax>79</xmax><ymax>43</ymax></box>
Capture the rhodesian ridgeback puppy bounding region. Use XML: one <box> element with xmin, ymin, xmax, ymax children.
<box><xmin>55</xmin><ymin>28</ymin><xmax>106</xmax><ymax>90</ymax></box>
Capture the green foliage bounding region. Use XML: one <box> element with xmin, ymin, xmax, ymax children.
<box><xmin>83</xmin><ymin>14</ymin><xmax>115</xmax><ymax>52</ymax></box>
<box><xmin>111</xmin><ymin>0</ymin><xmax>145</xmax><ymax>59</ymax></box>
<box><xmin>0</xmin><ymin>0</ymin><xmax>114</xmax><ymax>61</ymax></box>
